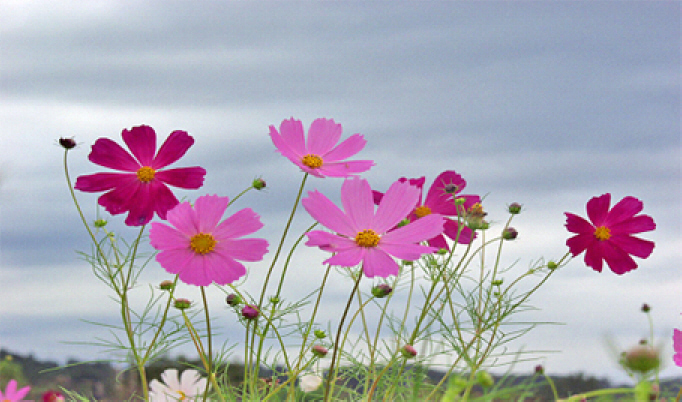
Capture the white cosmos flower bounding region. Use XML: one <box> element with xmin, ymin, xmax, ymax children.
<box><xmin>149</xmin><ymin>369</ymin><xmax>208</xmax><ymax>401</ymax></box>
<box><xmin>299</xmin><ymin>372</ymin><xmax>323</xmax><ymax>393</ymax></box>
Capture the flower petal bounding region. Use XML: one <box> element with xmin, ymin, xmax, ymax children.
<box><xmin>155</xmin><ymin>167</ymin><xmax>207</xmax><ymax>189</ymax></box>
<box><xmin>586</xmin><ymin>193</ymin><xmax>611</xmax><ymax>226</ymax></box>
<box><xmin>194</xmin><ymin>195</ymin><xmax>229</xmax><ymax>233</ymax></box>
<box><xmin>215</xmin><ymin>238</ymin><xmax>268</xmax><ymax>262</ymax></box>
<box><xmin>302</xmin><ymin>190</ymin><xmax>356</xmax><ymax>237</ymax></box>
<box><xmin>604</xmin><ymin>196</ymin><xmax>644</xmax><ymax>226</ymax></box>
<box><xmin>150</xmin><ymin>222</ymin><xmax>189</xmax><ymax>251</ymax></box>
<box><xmin>214</xmin><ymin>208</ymin><xmax>264</xmax><ymax>239</ymax></box>
<box><xmin>160</xmin><ymin>369</ymin><xmax>181</xmax><ymax>392</ymax></box>
<box><xmin>424</xmin><ymin>171</ymin><xmax>466</xmax><ymax>215</ymax></box>
<box><xmin>610</xmin><ymin>214</ymin><xmax>656</xmax><ymax>235</ymax></box>
<box><xmin>565</xmin><ymin>212</ymin><xmax>595</xmax><ymax>235</ymax></box>
<box><xmin>601</xmin><ymin>240</ymin><xmax>638</xmax><ymax>274</ymax></box>
<box><xmin>321</xmin><ymin>133</ymin><xmax>366</xmax><ymax>162</ymax></box>
<box><xmin>87</xmin><ymin>137</ymin><xmax>141</xmax><ymax>171</ymax></box>
<box><xmin>153</xmin><ymin>130</ymin><xmax>195</xmax><ymax>169</ymax></box>
<box><xmin>373</xmin><ymin>180</ymin><xmax>420</xmax><ymax>233</ymax></box>
<box><xmin>306</xmin><ymin>118</ymin><xmax>343</xmax><ymax>155</ymax></box>
<box><xmin>122</xmin><ymin>125</ymin><xmax>157</xmax><ymax>166</ymax></box>
<box><xmin>203</xmin><ymin>253</ymin><xmax>247</xmax><ymax>285</ymax></box>
<box><xmin>443</xmin><ymin>219</ymin><xmax>475</xmax><ymax>245</ymax></box>
<box><xmin>362</xmin><ymin>247</ymin><xmax>400</xmax><ymax>278</ymax></box>
<box><xmin>305</xmin><ymin>230</ymin><xmax>357</xmax><ymax>253</ymax></box>
<box><xmin>379</xmin><ymin>242</ymin><xmax>437</xmax><ymax>261</ymax></box>
<box><xmin>566</xmin><ymin>233</ymin><xmax>594</xmax><ymax>257</ymax></box>
<box><xmin>75</xmin><ymin>172</ymin><xmax>137</xmax><ymax>192</ymax></box>
<box><xmin>97</xmin><ymin>180</ymin><xmax>144</xmax><ymax>216</ymax></box>
<box><xmin>278</xmin><ymin>118</ymin><xmax>307</xmax><ymax>155</ymax></box>
<box><xmin>325</xmin><ymin>246</ymin><xmax>365</xmax><ymax>267</ymax></box>
<box><xmin>341</xmin><ymin>177</ymin><xmax>374</xmax><ymax>231</ymax></box>
<box><xmin>381</xmin><ymin>214</ymin><xmax>445</xmax><ymax>245</ymax></box>
<box><xmin>166</xmin><ymin>201</ymin><xmax>200</xmax><ymax>236</ymax></box>
<box><xmin>673</xmin><ymin>329</ymin><xmax>682</xmax><ymax>367</ymax></box>
<box><xmin>609</xmin><ymin>234</ymin><xmax>655</xmax><ymax>259</ymax></box>
<box><xmin>316</xmin><ymin>160</ymin><xmax>375</xmax><ymax>177</ymax></box>
<box><xmin>583</xmin><ymin>242</ymin><xmax>605</xmax><ymax>272</ymax></box>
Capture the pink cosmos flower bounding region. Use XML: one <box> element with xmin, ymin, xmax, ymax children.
<box><xmin>149</xmin><ymin>194</ymin><xmax>269</xmax><ymax>286</ymax></box>
<box><xmin>75</xmin><ymin>125</ymin><xmax>206</xmax><ymax>226</ymax></box>
<box><xmin>565</xmin><ymin>193</ymin><xmax>655</xmax><ymax>274</ymax></box>
<box><xmin>269</xmin><ymin>117</ymin><xmax>374</xmax><ymax>178</ymax></box>
<box><xmin>302</xmin><ymin>177</ymin><xmax>445</xmax><ymax>278</ymax></box>
<box><xmin>0</xmin><ymin>379</ymin><xmax>30</xmax><ymax>402</ymax></box>
<box><xmin>373</xmin><ymin>171</ymin><xmax>480</xmax><ymax>250</ymax></box>
<box><xmin>674</xmin><ymin>328</ymin><xmax>682</xmax><ymax>367</ymax></box>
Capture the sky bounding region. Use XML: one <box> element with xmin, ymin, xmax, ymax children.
<box><xmin>1</xmin><ymin>0</ymin><xmax>680</xmax><ymax>386</ymax></box>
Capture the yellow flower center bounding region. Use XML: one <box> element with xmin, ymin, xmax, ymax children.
<box><xmin>177</xmin><ymin>390</ymin><xmax>187</xmax><ymax>400</ymax></box>
<box><xmin>136</xmin><ymin>166</ymin><xmax>156</xmax><ymax>182</ymax></box>
<box><xmin>302</xmin><ymin>154</ymin><xmax>323</xmax><ymax>169</ymax></box>
<box><xmin>414</xmin><ymin>205</ymin><xmax>432</xmax><ymax>218</ymax></box>
<box><xmin>190</xmin><ymin>233</ymin><xmax>216</xmax><ymax>254</ymax></box>
<box><xmin>355</xmin><ymin>229</ymin><xmax>380</xmax><ymax>248</ymax></box>
<box><xmin>594</xmin><ymin>226</ymin><xmax>611</xmax><ymax>241</ymax></box>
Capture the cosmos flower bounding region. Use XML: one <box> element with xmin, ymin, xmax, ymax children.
<box><xmin>0</xmin><ymin>379</ymin><xmax>30</xmax><ymax>402</ymax></box>
<box><xmin>269</xmin><ymin>117</ymin><xmax>374</xmax><ymax>178</ymax></box>
<box><xmin>302</xmin><ymin>177</ymin><xmax>445</xmax><ymax>278</ymax></box>
<box><xmin>75</xmin><ymin>125</ymin><xmax>206</xmax><ymax>226</ymax></box>
<box><xmin>150</xmin><ymin>194</ymin><xmax>269</xmax><ymax>286</ymax></box>
<box><xmin>299</xmin><ymin>373</ymin><xmax>323</xmax><ymax>393</ymax></box>
<box><xmin>149</xmin><ymin>369</ymin><xmax>207</xmax><ymax>401</ymax></box>
<box><xmin>373</xmin><ymin>171</ymin><xmax>479</xmax><ymax>250</ymax></box>
<box><xmin>42</xmin><ymin>390</ymin><xmax>65</xmax><ymax>402</ymax></box>
<box><xmin>674</xmin><ymin>328</ymin><xmax>682</xmax><ymax>367</ymax></box>
<box><xmin>565</xmin><ymin>193</ymin><xmax>655</xmax><ymax>274</ymax></box>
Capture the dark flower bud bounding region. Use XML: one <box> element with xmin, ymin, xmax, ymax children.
<box><xmin>174</xmin><ymin>298</ymin><xmax>191</xmax><ymax>310</ymax></box>
<box><xmin>59</xmin><ymin>137</ymin><xmax>77</xmax><ymax>149</ymax></box>
<box><xmin>534</xmin><ymin>364</ymin><xmax>544</xmax><ymax>374</ymax></box>
<box><xmin>225</xmin><ymin>293</ymin><xmax>242</xmax><ymax>307</ymax></box>
<box><xmin>508</xmin><ymin>202</ymin><xmax>522</xmax><ymax>214</ymax></box>
<box><xmin>252</xmin><ymin>177</ymin><xmax>266</xmax><ymax>190</ymax></box>
<box><xmin>444</xmin><ymin>183</ymin><xmax>459</xmax><ymax>194</ymax></box>
<box><xmin>241</xmin><ymin>304</ymin><xmax>259</xmax><ymax>319</ymax></box>
<box><xmin>502</xmin><ymin>227</ymin><xmax>518</xmax><ymax>240</ymax></box>
<box><xmin>312</xmin><ymin>345</ymin><xmax>328</xmax><ymax>358</ymax></box>
<box><xmin>401</xmin><ymin>344</ymin><xmax>417</xmax><ymax>358</ymax></box>
<box><xmin>641</xmin><ymin>303</ymin><xmax>651</xmax><ymax>313</ymax></box>
<box><xmin>371</xmin><ymin>283</ymin><xmax>393</xmax><ymax>298</ymax></box>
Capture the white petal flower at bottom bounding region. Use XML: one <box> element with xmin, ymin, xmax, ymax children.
<box><xmin>149</xmin><ymin>369</ymin><xmax>208</xmax><ymax>401</ymax></box>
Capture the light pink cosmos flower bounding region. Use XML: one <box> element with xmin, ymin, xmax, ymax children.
<box><xmin>150</xmin><ymin>194</ymin><xmax>269</xmax><ymax>286</ymax></box>
<box><xmin>75</xmin><ymin>125</ymin><xmax>206</xmax><ymax>226</ymax></box>
<box><xmin>302</xmin><ymin>177</ymin><xmax>445</xmax><ymax>278</ymax></box>
<box><xmin>149</xmin><ymin>369</ymin><xmax>207</xmax><ymax>401</ymax></box>
<box><xmin>269</xmin><ymin>117</ymin><xmax>374</xmax><ymax>178</ymax></box>
<box><xmin>0</xmin><ymin>379</ymin><xmax>30</xmax><ymax>402</ymax></box>
<box><xmin>565</xmin><ymin>193</ymin><xmax>655</xmax><ymax>274</ymax></box>
<box><xmin>674</xmin><ymin>328</ymin><xmax>682</xmax><ymax>367</ymax></box>
<box><xmin>373</xmin><ymin>171</ymin><xmax>480</xmax><ymax>250</ymax></box>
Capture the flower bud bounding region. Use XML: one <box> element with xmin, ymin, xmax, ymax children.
<box><xmin>534</xmin><ymin>364</ymin><xmax>544</xmax><ymax>375</ymax></box>
<box><xmin>159</xmin><ymin>280</ymin><xmax>175</xmax><ymax>291</ymax></box>
<box><xmin>269</xmin><ymin>296</ymin><xmax>280</xmax><ymax>305</ymax></box>
<box><xmin>622</xmin><ymin>345</ymin><xmax>660</xmax><ymax>374</ymax></box>
<box><xmin>93</xmin><ymin>219</ymin><xmax>108</xmax><ymax>228</ymax></box>
<box><xmin>641</xmin><ymin>303</ymin><xmax>651</xmax><ymax>313</ymax></box>
<box><xmin>476</xmin><ymin>370</ymin><xmax>494</xmax><ymax>388</ymax></box>
<box><xmin>491</xmin><ymin>279</ymin><xmax>503</xmax><ymax>286</ymax></box>
<box><xmin>314</xmin><ymin>329</ymin><xmax>327</xmax><ymax>339</ymax></box>
<box><xmin>444</xmin><ymin>183</ymin><xmax>459</xmax><ymax>194</ymax></box>
<box><xmin>436</xmin><ymin>248</ymin><xmax>448</xmax><ymax>255</ymax></box>
<box><xmin>401</xmin><ymin>344</ymin><xmax>417</xmax><ymax>358</ymax></box>
<box><xmin>225</xmin><ymin>293</ymin><xmax>242</xmax><ymax>307</ymax></box>
<box><xmin>466</xmin><ymin>203</ymin><xmax>488</xmax><ymax>230</ymax></box>
<box><xmin>312</xmin><ymin>345</ymin><xmax>328</xmax><ymax>358</ymax></box>
<box><xmin>547</xmin><ymin>261</ymin><xmax>558</xmax><ymax>270</ymax></box>
<box><xmin>241</xmin><ymin>304</ymin><xmax>259</xmax><ymax>320</ymax></box>
<box><xmin>502</xmin><ymin>227</ymin><xmax>518</xmax><ymax>240</ymax></box>
<box><xmin>371</xmin><ymin>283</ymin><xmax>393</xmax><ymax>298</ymax></box>
<box><xmin>173</xmin><ymin>298</ymin><xmax>191</xmax><ymax>310</ymax></box>
<box><xmin>508</xmin><ymin>202</ymin><xmax>522</xmax><ymax>214</ymax></box>
<box><xmin>454</xmin><ymin>197</ymin><xmax>466</xmax><ymax>206</ymax></box>
<box><xmin>59</xmin><ymin>137</ymin><xmax>76</xmax><ymax>149</ymax></box>
<box><xmin>252</xmin><ymin>177</ymin><xmax>266</xmax><ymax>190</ymax></box>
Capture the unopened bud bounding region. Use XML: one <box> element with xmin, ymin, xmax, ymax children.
<box><xmin>534</xmin><ymin>365</ymin><xmax>544</xmax><ymax>374</ymax></box>
<box><xmin>401</xmin><ymin>344</ymin><xmax>417</xmax><ymax>358</ymax></box>
<box><xmin>502</xmin><ymin>227</ymin><xmax>518</xmax><ymax>240</ymax></box>
<box><xmin>312</xmin><ymin>345</ymin><xmax>328</xmax><ymax>358</ymax></box>
<box><xmin>371</xmin><ymin>283</ymin><xmax>393</xmax><ymax>298</ymax></box>
<box><xmin>508</xmin><ymin>202</ymin><xmax>522</xmax><ymax>214</ymax></box>
<box><xmin>225</xmin><ymin>293</ymin><xmax>242</xmax><ymax>307</ymax></box>
<box><xmin>174</xmin><ymin>298</ymin><xmax>191</xmax><ymax>310</ymax></box>
<box><xmin>241</xmin><ymin>304</ymin><xmax>259</xmax><ymax>320</ymax></box>
<box><xmin>252</xmin><ymin>178</ymin><xmax>266</xmax><ymax>190</ymax></box>
<box><xmin>94</xmin><ymin>219</ymin><xmax>108</xmax><ymax>228</ymax></box>
<box><xmin>59</xmin><ymin>137</ymin><xmax>77</xmax><ymax>150</ymax></box>
<box><xmin>641</xmin><ymin>303</ymin><xmax>651</xmax><ymax>313</ymax></box>
<box><xmin>547</xmin><ymin>261</ymin><xmax>558</xmax><ymax>270</ymax></box>
<box><xmin>444</xmin><ymin>183</ymin><xmax>459</xmax><ymax>194</ymax></box>
<box><xmin>622</xmin><ymin>345</ymin><xmax>660</xmax><ymax>374</ymax></box>
<box><xmin>476</xmin><ymin>370</ymin><xmax>494</xmax><ymax>388</ymax></box>
<box><xmin>314</xmin><ymin>330</ymin><xmax>326</xmax><ymax>339</ymax></box>
<box><xmin>159</xmin><ymin>280</ymin><xmax>175</xmax><ymax>291</ymax></box>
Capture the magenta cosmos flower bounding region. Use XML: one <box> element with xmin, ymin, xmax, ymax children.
<box><xmin>75</xmin><ymin>125</ymin><xmax>206</xmax><ymax>226</ymax></box>
<box><xmin>565</xmin><ymin>193</ymin><xmax>655</xmax><ymax>274</ymax></box>
<box><xmin>373</xmin><ymin>171</ymin><xmax>480</xmax><ymax>250</ymax></box>
<box><xmin>302</xmin><ymin>177</ymin><xmax>445</xmax><ymax>278</ymax></box>
<box><xmin>674</xmin><ymin>328</ymin><xmax>682</xmax><ymax>367</ymax></box>
<box><xmin>0</xmin><ymin>379</ymin><xmax>30</xmax><ymax>402</ymax></box>
<box><xmin>269</xmin><ymin>117</ymin><xmax>374</xmax><ymax>178</ymax></box>
<box><xmin>149</xmin><ymin>194</ymin><xmax>269</xmax><ymax>286</ymax></box>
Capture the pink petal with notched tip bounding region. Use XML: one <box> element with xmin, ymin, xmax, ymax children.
<box><xmin>363</xmin><ymin>247</ymin><xmax>401</xmax><ymax>278</ymax></box>
<box><xmin>302</xmin><ymin>190</ymin><xmax>357</xmax><ymax>237</ymax></box>
<box><xmin>307</xmin><ymin>118</ymin><xmax>343</xmax><ymax>156</ymax></box>
<box><xmin>87</xmin><ymin>137</ymin><xmax>141</xmax><ymax>171</ymax></box>
<box><xmin>153</xmin><ymin>130</ymin><xmax>195</xmax><ymax>169</ymax></box>
<box><xmin>122</xmin><ymin>125</ymin><xmax>157</xmax><ymax>166</ymax></box>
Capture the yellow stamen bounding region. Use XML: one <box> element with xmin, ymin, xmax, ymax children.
<box><xmin>355</xmin><ymin>229</ymin><xmax>380</xmax><ymax>248</ymax></box>
<box><xmin>414</xmin><ymin>205</ymin><xmax>432</xmax><ymax>218</ymax></box>
<box><xmin>302</xmin><ymin>154</ymin><xmax>323</xmax><ymax>169</ymax></box>
<box><xmin>136</xmin><ymin>166</ymin><xmax>156</xmax><ymax>182</ymax></box>
<box><xmin>190</xmin><ymin>233</ymin><xmax>216</xmax><ymax>254</ymax></box>
<box><xmin>594</xmin><ymin>226</ymin><xmax>611</xmax><ymax>241</ymax></box>
<box><xmin>177</xmin><ymin>390</ymin><xmax>187</xmax><ymax>400</ymax></box>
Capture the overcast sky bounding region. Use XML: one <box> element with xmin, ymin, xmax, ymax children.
<box><xmin>1</xmin><ymin>1</ymin><xmax>680</xmax><ymax>385</ymax></box>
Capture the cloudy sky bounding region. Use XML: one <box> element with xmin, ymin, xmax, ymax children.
<box><xmin>1</xmin><ymin>1</ymin><xmax>680</xmax><ymax>385</ymax></box>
